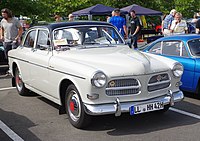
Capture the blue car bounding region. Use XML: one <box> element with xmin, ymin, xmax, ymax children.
<box><xmin>143</xmin><ymin>34</ymin><xmax>200</xmax><ymax>94</ymax></box>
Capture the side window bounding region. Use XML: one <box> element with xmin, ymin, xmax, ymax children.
<box><xmin>149</xmin><ymin>42</ymin><xmax>161</xmax><ymax>54</ymax></box>
<box><xmin>36</xmin><ymin>30</ymin><xmax>49</xmax><ymax>49</ymax></box>
<box><xmin>162</xmin><ymin>41</ymin><xmax>181</xmax><ymax>56</ymax></box>
<box><xmin>162</xmin><ymin>41</ymin><xmax>188</xmax><ymax>57</ymax></box>
<box><xmin>24</xmin><ymin>30</ymin><xmax>36</xmax><ymax>48</ymax></box>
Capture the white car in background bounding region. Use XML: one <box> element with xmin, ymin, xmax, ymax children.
<box><xmin>8</xmin><ymin>21</ymin><xmax>184</xmax><ymax>129</ymax></box>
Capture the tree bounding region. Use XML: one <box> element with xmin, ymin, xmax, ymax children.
<box><xmin>0</xmin><ymin>0</ymin><xmax>47</xmax><ymax>17</ymax></box>
<box><xmin>0</xmin><ymin>0</ymin><xmax>200</xmax><ymax>21</ymax></box>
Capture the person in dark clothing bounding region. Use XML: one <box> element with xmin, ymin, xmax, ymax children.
<box><xmin>196</xmin><ymin>19</ymin><xmax>200</xmax><ymax>34</ymax></box>
<box><xmin>129</xmin><ymin>10</ymin><xmax>141</xmax><ymax>49</ymax></box>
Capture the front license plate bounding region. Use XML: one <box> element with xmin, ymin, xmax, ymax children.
<box><xmin>130</xmin><ymin>101</ymin><xmax>164</xmax><ymax>115</ymax></box>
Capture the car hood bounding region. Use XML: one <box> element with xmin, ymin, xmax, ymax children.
<box><xmin>56</xmin><ymin>46</ymin><xmax>169</xmax><ymax>76</ymax></box>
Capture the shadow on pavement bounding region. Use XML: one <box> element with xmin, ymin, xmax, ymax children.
<box><xmin>183</xmin><ymin>91</ymin><xmax>200</xmax><ymax>100</ymax></box>
<box><xmin>78</xmin><ymin>96</ymin><xmax>200</xmax><ymax>135</ymax></box>
<box><xmin>0</xmin><ymin>108</ymin><xmax>41</xmax><ymax>141</ymax></box>
<box><xmin>35</xmin><ymin>94</ymin><xmax>200</xmax><ymax>135</ymax></box>
<box><xmin>0</xmin><ymin>65</ymin><xmax>8</xmax><ymax>75</ymax></box>
<box><xmin>85</xmin><ymin>109</ymin><xmax>199</xmax><ymax>135</ymax></box>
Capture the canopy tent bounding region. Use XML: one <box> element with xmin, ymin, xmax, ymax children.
<box><xmin>72</xmin><ymin>4</ymin><xmax>128</xmax><ymax>20</ymax></box>
<box><xmin>121</xmin><ymin>4</ymin><xmax>162</xmax><ymax>15</ymax></box>
<box><xmin>72</xmin><ymin>4</ymin><xmax>115</xmax><ymax>16</ymax></box>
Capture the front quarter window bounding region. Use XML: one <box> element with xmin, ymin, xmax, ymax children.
<box><xmin>149</xmin><ymin>42</ymin><xmax>162</xmax><ymax>54</ymax></box>
<box><xmin>36</xmin><ymin>30</ymin><xmax>50</xmax><ymax>50</ymax></box>
<box><xmin>24</xmin><ymin>30</ymin><xmax>36</xmax><ymax>48</ymax></box>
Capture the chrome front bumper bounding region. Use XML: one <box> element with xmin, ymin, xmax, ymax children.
<box><xmin>83</xmin><ymin>90</ymin><xmax>184</xmax><ymax>116</ymax></box>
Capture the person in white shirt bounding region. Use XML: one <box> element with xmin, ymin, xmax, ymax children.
<box><xmin>170</xmin><ymin>12</ymin><xmax>188</xmax><ymax>35</ymax></box>
<box><xmin>191</xmin><ymin>13</ymin><xmax>198</xmax><ymax>23</ymax></box>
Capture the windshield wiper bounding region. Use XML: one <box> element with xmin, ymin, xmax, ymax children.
<box><xmin>83</xmin><ymin>42</ymin><xmax>100</xmax><ymax>45</ymax></box>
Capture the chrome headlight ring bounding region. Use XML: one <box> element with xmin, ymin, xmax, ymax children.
<box><xmin>91</xmin><ymin>71</ymin><xmax>107</xmax><ymax>88</ymax></box>
<box><xmin>172</xmin><ymin>63</ymin><xmax>184</xmax><ymax>78</ymax></box>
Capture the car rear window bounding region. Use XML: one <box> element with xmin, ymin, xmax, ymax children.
<box><xmin>188</xmin><ymin>38</ymin><xmax>200</xmax><ymax>56</ymax></box>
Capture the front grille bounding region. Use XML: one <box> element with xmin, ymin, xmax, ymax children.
<box><xmin>106</xmin><ymin>78</ymin><xmax>140</xmax><ymax>96</ymax></box>
<box><xmin>149</xmin><ymin>73</ymin><xmax>169</xmax><ymax>84</ymax></box>
<box><xmin>148</xmin><ymin>73</ymin><xmax>170</xmax><ymax>92</ymax></box>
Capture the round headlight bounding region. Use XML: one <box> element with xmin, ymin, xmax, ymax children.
<box><xmin>172</xmin><ymin>63</ymin><xmax>183</xmax><ymax>78</ymax></box>
<box><xmin>91</xmin><ymin>71</ymin><xmax>107</xmax><ymax>88</ymax></box>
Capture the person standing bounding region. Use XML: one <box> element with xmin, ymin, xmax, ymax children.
<box><xmin>54</xmin><ymin>12</ymin><xmax>63</xmax><ymax>22</ymax></box>
<box><xmin>163</xmin><ymin>9</ymin><xmax>177</xmax><ymax>36</ymax></box>
<box><xmin>161</xmin><ymin>14</ymin><xmax>167</xmax><ymax>34</ymax></box>
<box><xmin>196</xmin><ymin>19</ymin><xmax>200</xmax><ymax>34</ymax></box>
<box><xmin>68</xmin><ymin>14</ymin><xmax>74</xmax><ymax>21</ymax></box>
<box><xmin>107</xmin><ymin>11</ymin><xmax>115</xmax><ymax>23</ymax></box>
<box><xmin>109</xmin><ymin>8</ymin><xmax>128</xmax><ymax>39</ymax></box>
<box><xmin>129</xmin><ymin>10</ymin><xmax>141</xmax><ymax>49</ymax></box>
<box><xmin>0</xmin><ymin>8</ymin><xmax>23</xmax><ymax>61</ymax></box>
<box><xmin>170</xmin><ymin>12</ymin><xmax>188</xmax><ymax>35</ymax></box>
<box><xmin>191</xmin><ymin>13</ymin><xmax>198</xmax><ymax>23</ymax></box>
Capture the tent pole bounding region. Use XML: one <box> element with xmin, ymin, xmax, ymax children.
<box><xmin>88</xmin><ymin>15</ymin><xmax>92</xmax><ymax>20</ymax></box>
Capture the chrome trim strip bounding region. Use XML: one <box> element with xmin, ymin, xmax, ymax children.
<box><xmin>106</xmin><ymin>85</ymin><xmax>140</xmax><ymax>90</ymax></box>
<box><xmin>83</xmin><ymin>91</ymin><xmax>184</xmax><ymax>116</ymax></box>
<box><xmin>9</xmin><ymin>56</ymin><xmax>86</xmax><ymax>79</ymax></box>
<box><xmin>148</xmin><ymin>80</ymin><xmax>170</xmax><ymax>86</ymax></box>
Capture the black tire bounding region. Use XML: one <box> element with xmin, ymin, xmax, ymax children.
<box><xmin>157</xmin><ymin>105</ymin><xmax>170</xmax><ymax>114</ymax></box>
<box><xmin>15</xmin><ymin>67</ymin><xmax>29</xmax><ymax>96</ymax></box>
<box><xmin>65</xmin><ymin>84</ymin><xmax>91</xmax><ymax>129</ymax></box>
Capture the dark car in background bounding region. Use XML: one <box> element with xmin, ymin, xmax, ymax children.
<box><xmin>0</xmin><ymin>41</ymin><xmax>7</xmax><ymax>65</ymax></box>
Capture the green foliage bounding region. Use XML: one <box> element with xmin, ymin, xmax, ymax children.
<box><xmin>0</xmin><ymin>0</ymin><xmax>200</xmax><ymax>21</ymax></box>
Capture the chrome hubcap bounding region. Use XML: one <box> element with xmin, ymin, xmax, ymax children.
<box><xmin>67</xmin><ymin>90</ymin><xmax>81</xmax><ymax>122</ymax></box>
<box><xmin>16</xmin><ymin>69</ymin><xmax>23</xmax><ymax>91</ymax></box>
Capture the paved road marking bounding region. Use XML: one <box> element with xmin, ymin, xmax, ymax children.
<box><xmin>0</xmin><ymin>87</ymin><xmax>15</xmax><ymax>91</ymax></box>
<box><xmin>0</xmin><ymin>120</ymin><xmax>24</xmax><ymax>141</ymax></box>
<box><xmin>170</xmin><ymin>107</ymin><xmax>200</xmax><ymax>120</ymax></box>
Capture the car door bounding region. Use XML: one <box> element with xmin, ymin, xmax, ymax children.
<box><xmin>19</xmin><ymin>29</ymin><xmax>37</xmax><ymax>85</ymax></box>
<box><xmin>27</xmin><ymin>28</ymin><xmax>53</xmax><ymax>94</ymax></box>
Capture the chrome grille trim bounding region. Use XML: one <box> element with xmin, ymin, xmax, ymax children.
<box><xmin>106</xmin><ymin>78</ymin><xmax>141</xmax><ymax>96</ymax></box>
<box><xmin>148</xmin><ymin>73</ymin><xmax>170</xmax><ymax>92</ymax></box>
<box><xmin>149</xmin><ymin>73</ymin><xmax>169</xmax><ymax>84</ymax></box>
<box><xmin>106</xmin><ymin>86</ymin><xmax>140</xmax><ymax>90</ymax></box>
<box><xmin>148</xmin><ymin>80</ymin><xmax>170</xmax><ymax>86</ymax></box>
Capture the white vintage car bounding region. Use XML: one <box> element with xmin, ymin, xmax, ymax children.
<box><xmin>8</xmin><ymin>21</ymin><xmax>184</xmax><ymax>128</ymax></box>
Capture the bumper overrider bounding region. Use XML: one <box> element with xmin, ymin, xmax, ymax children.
<box><xmin>83</xmin><ymin>90</ymin><xmax>184</xmax><ymax>116</ymax></box>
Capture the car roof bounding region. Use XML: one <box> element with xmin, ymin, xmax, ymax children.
<box><xmin>31</xmin><ymin>21</ymin><xmax>114</xmax><ymax>31</ymax></box>
<box><xmin>156</xmin><ymin>34</ymin><xmax>200</xmax><ymax>42</ymax></box>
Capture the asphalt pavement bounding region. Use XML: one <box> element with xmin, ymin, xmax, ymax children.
<box><xmin>0</xmin><ymin>65</ymin><xmax>8</xmax><ymax>76</ymax></box>
<box><xmin>0</xmin><ymin>76</ymin><xmax>200</xmax><ymax>141</ymax></box>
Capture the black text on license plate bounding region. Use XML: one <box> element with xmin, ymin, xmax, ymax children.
<box><xmin>130</xmin><ymin>102</ymin><xmax>164</xmax><ymax>115</ymax></box>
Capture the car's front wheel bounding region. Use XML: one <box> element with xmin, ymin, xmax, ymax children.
<box><xmin>15</xmin><ymin>67</ymin><xmax>29</xmax><ymax>96</ymax></box>
<box><xmin>65</xmin><ymin>84</ymin><xmax>91</xmax><ymax>129</ymax></box>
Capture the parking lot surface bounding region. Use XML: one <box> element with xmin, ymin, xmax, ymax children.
<box><xmin>0</xmin><ymin>76</ymin><xmax>200</xmax><ymax>141</ymax></box>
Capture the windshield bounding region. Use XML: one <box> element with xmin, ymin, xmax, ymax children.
<box><xmin>53</xmin><ymin>25</ymin><xmax>124</xmax><ymax>48</ymax></box>
<box><xmin>188</xmin><ymin>38</ymin><xmax>200</xmax><ymax>56</ymax></box>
